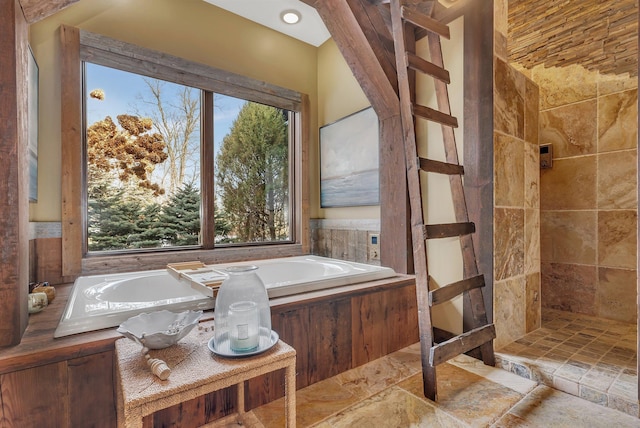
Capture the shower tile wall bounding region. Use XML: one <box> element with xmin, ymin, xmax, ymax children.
<box><xmin>493</xmin><ymin>52</ymin><xmax>541</xmax><ymax>349</ymax></box>
<box><xmin>533</xmin><ymin>64</ymin><xmax>638</xmax><ymax>324</ymax></box>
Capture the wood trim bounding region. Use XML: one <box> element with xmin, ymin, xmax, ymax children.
<box><xmin>78</xmin><ymin>30</ymin><xmax>301</xmax><ymax>112</ymax></box>
<box><xmin>201</xmin><ymin>92</ymin><xmax>215</xmax><ymax>249</ymax></box>
<box><xmin>379</xmin><ymin>114</ymin><xmax>412</xmax><ymax>273</ymax></box>
<box><xmin>346</xmin><ymin>0</ymin><xmax>398</xmax><ymax>96</ymax></box>
<box><xmin>60</xmin><ymin>25</ymin><xmax>309</xmax><ymax>276</ymax></box>
<box><xmin>60</xmin><ymin>25</ymin><xmax>83</xmax><ymax>277</ymax></box>
<box><xmin>299</xmin><ymin>94</ymin><xmax>311</xmax><ymax>253</ymax></box>
<box><xmin>300</xmin><ymin>0</ymin><xmax>411</xmax><ymax>273</ymax></box>
<box><xmin>18</xmin><ymin>0</ymin><xmax>78</xmax><ymax>24</ymax></box>
<box><xmin>311</xmin><ymin>0</ymin><xmax>400</xmax><ymax>120</ymax></box>
<box><xmin>462</xmin><ymin>0</ymin><xmax>494</xmax><ymax>329</ymax></box>
<box><xmin>0</xmin><ymin>0</ymin><xmax>30</xmax><ymax>347</ymax></box>
<box><xmin>637</xmin><ymin>1</ymin><xmax>639</xmax><ymax>399</ymax></box>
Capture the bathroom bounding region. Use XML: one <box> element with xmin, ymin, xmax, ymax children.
<box><xmin>0</xmin><ymin>0</ymin><xmax>638</xmax><ymax>425</ymax></box>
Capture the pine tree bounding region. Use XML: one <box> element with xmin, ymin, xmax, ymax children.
<box><xmin>127</xmin><ymin>203</ymin><xmax>163</xmax><ymax>248</ymax></box>
<box><xmin>156</xmin><ymin>183</ymin><xmax>201</xmax><ymax>246</ymax></box>
<box><xmin>215</xmin><ymin>102</ymin><xmax>289</xmax><ymax>242</ymax></box>
<box><xmin>87</xmin><ymin>187</ymin><xmax>144</xmax><ymax>251</ymax></box>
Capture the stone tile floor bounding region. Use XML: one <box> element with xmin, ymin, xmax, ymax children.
<box><xmin>496</xmin><ymin>309</ymin><xmax>638</xmax><ymax>418</ymax></box>
<box><xmin>218</xmin><ymin>332</ymin><xmax>639</xmax><ymax>427</ymax></box>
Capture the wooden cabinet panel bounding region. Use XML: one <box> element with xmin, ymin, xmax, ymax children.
<box><xmin>202</xmin><ymin>388</ymin><xmax>238</xmax><ymax>423</ymax></box>
<box><xmin>383</xmin><ymin>285</ymin><xmax>419</xmax><ymax>353</ymax></box>
<box><xmin>351</xmin><ymin>291</ymin><xmax>386</xmax><ymax>367</ymax></box>
<box><xmin>144</xmin><ymin>387</ymin><xmax>238</xmax><ymax>428</ymax></box>
<box><xmin>144</xmin><ymin>397</ymin><xmax>206</xmax><ymax>427</ymax></box>
<box><xmin>0</xmin><ymin>362</ymin><xmax>68</xmax><ymax>427</ymax></box>
<box><xmin>273</xmin><ymin>306</ymin><xmax>311</xmax><ymax>389</ymax></box>
<box><xmin>308</xmin><ymin>298</ymin><xmax>352</xmax><ymax>384</ymax></box>
<box><xmin>67</xmin><ymin>351</ymin><xmax>116</xmax><ymax>428</ymax></box>
<box><xmin>0</xmin><ymin>279</ymin><xmax>417</xmax><ymax>427</ymax></box>
<box><xmin>245</xmin><ymin>306</ymin><xmax>311</xmax><ymax>410</ymax></box>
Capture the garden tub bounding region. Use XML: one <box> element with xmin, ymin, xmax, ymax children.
<box><xmin>54</xmin><ymin>255</ymin><xmax>396</xmax><ymax>338</ymax></box>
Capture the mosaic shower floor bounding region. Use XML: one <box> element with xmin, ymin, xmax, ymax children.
<box><xmin>233</xmin><ymin>337</ymin><xmax>638</xmax><ymax>427</ymax></box>
<box><xmin>496</xmin><ymin>308</ymin><xmax>638</xmax><ymax>418</ymax></box>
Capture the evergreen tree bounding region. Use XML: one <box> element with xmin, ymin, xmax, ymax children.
<box><xmin>214</xmin><ymin>207</ymin><xmax>233</xmax><ymax>243</ymax></box>
<box><xmin>156</xmin><ymin>183</ymin><xmax>201</xmax><ymax>246</ymax></box>
<box><xmin>87</xmin><ymin>165</ymin><xmax>164</xmax><ymax>251</ymax></box>
<box><xmin>215</xmin><ymin>102</ymin><xmax>289</xmax><ymax>242</ymax></box>
<box><xmin>87</xmin><ymin>187</ymin><xmax>144</xmax><ymax>251</ymax></box>
<box><xmin>127</xmin><ymin>203</ymin><xmax>163</xmax><ymax>248</ymax></box>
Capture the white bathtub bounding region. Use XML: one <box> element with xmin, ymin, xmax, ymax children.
<box><xmin>54</xmin><ymin>255</ymin><xmax>396</xmax><ymax>338</ymax></box>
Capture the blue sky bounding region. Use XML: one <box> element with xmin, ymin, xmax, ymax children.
<box><xmin>85</xmin><ymin>63</ymin><xmax>245</xmax><ymax>155</ymax></box>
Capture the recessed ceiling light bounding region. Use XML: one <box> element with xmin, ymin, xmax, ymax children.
<box><xmin>281</xmin><ymin>9</ymin><xmax>301</xmax><ymax>25</ymax></box>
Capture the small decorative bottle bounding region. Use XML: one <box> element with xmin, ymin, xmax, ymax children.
<box><xmin>213</xmin><ymin>265</ymin><xmax>271</xmax><ymax>354</ymax></box>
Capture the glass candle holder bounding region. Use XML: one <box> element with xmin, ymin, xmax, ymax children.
<box><xmin>228</xmin><ymin>300</ymin><xmax>259</xmax><ymax>351</ymax></box>
<box><xmin>213</xmin><ymin>265</ymin><xmax>272</xmax><ymax>354</ymax></box>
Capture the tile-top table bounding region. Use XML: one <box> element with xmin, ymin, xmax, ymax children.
<box><xmin>115</xmin><ymin>321</ymin><xmax>296</xmax><ymax>427</ymax></box>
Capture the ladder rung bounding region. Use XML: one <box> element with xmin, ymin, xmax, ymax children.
<box><xmin>400</xmin><ymin>6</ymin><xmax>450</xmax><ymax>39</ymax></box>
<box><xmin>406</xmin><ymin>52</ymin><xmax>450</xmax><ymax>84</ymax></box>
<box><xmin>413</xmin><ymin>104</ymin><xmax>458</xmax><ymax>128</ymax></box>
<box><xmin>429</xmin><ymin>274</ymin><xmax>485</xmax><ymax>306</ymax></box>
<box><xmin>419</xmin><ymin>157</ymin><xmax>463</xmax><ymax>175</ymax></box>
<box><xmin>429</xmin><ymin>324</ymin><xmax>496</xmax><ymax>366</ymax></box>
<box><xmin>423</xmin><ymin>222</ymin><xmax>475</xmax><ymax>240</ymax></box>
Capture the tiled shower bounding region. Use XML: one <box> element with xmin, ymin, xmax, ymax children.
<box><xmin>495</xmin><ymin>50</ymin><xmax>638</xmax><ymax>417</ymax></box>
<box><xmin>493</xmin><ymin>0</ymin><xmax>638</xmax><ymax>417</ymax></box>
<box><xmin>538</xmin><ymin>65</ymin><xmax>637</xmax><ymax>324</ymax></box>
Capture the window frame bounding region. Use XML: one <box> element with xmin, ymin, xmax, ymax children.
<box><xmin>61</xmin><ymin>25</ymin><xmax>309</xmax><ymax>276</ymax></box>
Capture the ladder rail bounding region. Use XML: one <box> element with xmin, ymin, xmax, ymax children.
<box><xmin>390</xmin><ymin>0</ymin><xmax>437</xmax><ymax>400</ymax></box>
<box><xmin>426</xmin><ymin>32</ymin><xmax>478</xmax><ymax>273</ymax></box>
<box><xmin>390</xmin><ymin>0</ymin><xmax>496</xmax><ymax>401</ymax></box>
<box><xmin>426</xmin><ymin>32</ymin><xmax>495</xmax><ymax>366</ymax></box>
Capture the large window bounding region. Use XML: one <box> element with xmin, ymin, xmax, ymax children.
<box><xmin>84</xmin><ymin>65</ymin><xmax>292</xmax><ymax>253</ymax></box>
<box><xmin>61</xmin><ymin>26</ymin><xmax>308</xmax><ymax>275</ymax></box>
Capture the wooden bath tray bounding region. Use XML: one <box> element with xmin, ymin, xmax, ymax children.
<box><xmin>166</xmin><ymin>261</ymin><xmax>227</xmax><ymax>299</ymax></box>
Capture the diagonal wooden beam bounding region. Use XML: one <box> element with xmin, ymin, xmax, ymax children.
<box><xmin>302</xmin><ymin>0</ymin><xmax>399</xmax><ymax>119</ymax></box>
<box><xmin>19</xmin><ymin>0</ymin><xmax>79</xmax><ymax>24</ymax></box>
<box><xmin>346</xmin><ymin>0</ymin><xmax>398</xmax><ymax>95</ymax></box>
<box><xmin>300</xmin><ymin>0</ymin><xmax>412</xmax><ymax>274</ymax></box>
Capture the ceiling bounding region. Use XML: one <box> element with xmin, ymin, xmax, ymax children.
<box><xmin>508</xmin><ymin>0</ymin><xmax>638</xmax><ymax>76</ymax></box>
<box><xmin>203</xmin><ymin>0</ymin><xmax>331</xmax><ymax>47</ymax></box>
<box><xmin>204</xmin><ymin>0</ymin><xmax>638</xmax><ymax>76</ymax></box>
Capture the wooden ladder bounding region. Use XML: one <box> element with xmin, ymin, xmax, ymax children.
<box><xmin>389</xmin><ymin>0</ymin><xmax>496</xmax><ymax>401</ymax></box>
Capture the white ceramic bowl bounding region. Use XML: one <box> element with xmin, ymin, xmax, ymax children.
<box><xmin>117</xmin><ymin>309</ymin><xmax>203</xmax><ymax>349</ymax></box>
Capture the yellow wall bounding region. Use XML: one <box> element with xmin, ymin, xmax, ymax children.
<box><xmin>315</xmin><ymin>39</ymin><xmax>379</xmax><ymax>220</ymax></box>
<box><xmin>417</xmin><ymin>17</ymin><xmax>466</xmax><ymax>334</ymax></box>
<box><xmin>28</xmin><ymin>0</ymin><xmax>318</xmax><ymax>221</ymax></box>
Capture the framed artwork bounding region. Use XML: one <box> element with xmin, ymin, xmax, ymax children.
<box><xmin>28</xmin><ymin>46</ymin><xmax>39</xmax><ymax>202</ymax></box>
<box><xmin>319</xmin><ymin>107</ymin><xmax>379</xmax><ymax>207</ymax></box>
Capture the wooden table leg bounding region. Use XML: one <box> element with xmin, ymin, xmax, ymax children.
<box><xmin>237</xmin><ymin>380</ymin><xmax>245</xmax><ymax>418</ymax></box>
<box><xmin>285</xmin><ymin>362</ymin><xmax>296</xmax><ymax>427</ymax></box>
